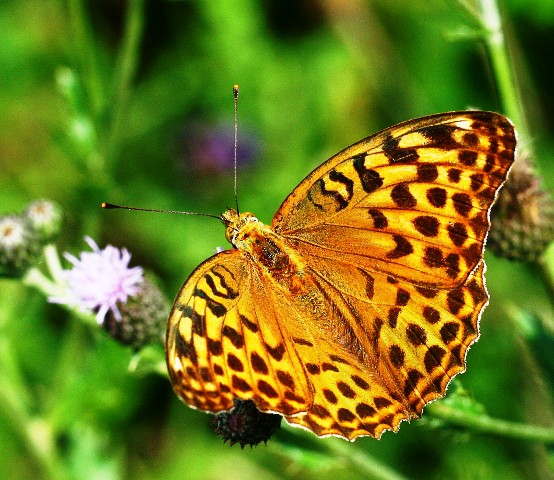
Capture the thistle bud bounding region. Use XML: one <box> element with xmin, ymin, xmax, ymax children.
<box><xmin>489</xmin><ymin>152</ymin><xmax>554</xmax><ymax>261</ymax></box>
<box><xmin>103</xmin><ymin>277</ymin><xmax>169</xmax><ymax>349</ymax></box>
<box><xmin>24</xmin><ymin>199</ymin><xmax>63</xmax><ymax>244</ymax></box>
<box><xmin>213</xmin><ymin>399</ymin><xmax>282</xmax><ymax>448</ymax></box>
<box><xmin>0</xmin><ymin>215</ymin><xmax>42</xmax><ymax>277</ymax></box>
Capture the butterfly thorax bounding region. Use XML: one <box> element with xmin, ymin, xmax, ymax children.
<box><xmin>221</xmin><ymin>208</ymin><xmax>307</xmax><ymax>295</ymax></box>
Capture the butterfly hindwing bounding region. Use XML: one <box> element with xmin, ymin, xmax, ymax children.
<box><xmin>166</xmin><ymin>249</ymin><xmax>313</xmax><ymax>415</ymax></box>
<box><xmin>281</xmin><ymin>260</ymin><xmax>487</xmax><ymax>439</ymax></box>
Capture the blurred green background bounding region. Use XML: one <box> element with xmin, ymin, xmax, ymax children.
<box><xmin>1</xmin><ymin>0</ymin><xmax>553</xmax><ymax>479</ymax></box>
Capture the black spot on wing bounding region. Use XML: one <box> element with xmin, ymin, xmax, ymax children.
<box><xmin>386</xmin><ymin>235</ymin><xmax>414</xmax><ymax>259</ymax></box>
<box><xmin>222</xmin><ymin>325</ymin><xmax>244</xmax><ymax>348</ymax></box>
<box><xmin>353</xmin><ymin>155</ymin><xmax>384</xmax><ymax>193</ymax></box>
<box><xmin>315</xmin><ymin>178</ymin><xmax>348</xmax><ymax>211</ymax></box>
<box><xmin>417</xmin><ymin>163</ymin><xmax>439</xmax><ymax>182</ymax></box>
<box><xmin>329</xmin><ymin>169</ymin><xmax>354</xmax><ymax>201</ymax></box>
<box><xmin>419</xmin><ymin>124</ymin><xmax>460</xmax><ymax>149</ymax></box>
<box><xmin>193</xmin><ymin>288</ymin><xmax>227</xmax><ymax>317</ymax></box>
<box><xmin>382</xmin><ymin>134</ymin><xmax>419</xmax><ymax>164</ymax></box>
<box><xmin>209</xmin><ymin>270</ymin><xmax>239</xmax><ymax>299</ymax></box>
<box><xmin>367</xmin><ymin>209</ymin><xmax>388</xmax><ymax>229</ymax></box>
<box><xmin>391</xmin><ymin>183</ymin><xmax>417</xmax><ymax>208</ymax></box>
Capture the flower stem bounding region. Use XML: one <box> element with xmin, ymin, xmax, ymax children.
<box><xmin>475</xmin><ymin>0</ymin><xmax>554</xmax><ymax>304</ymax></box>
<box><xmin>105</xmin><ymin>0</ymin><xmax>146</xmax><ymax>164</ymax></box>
<box><xmin>43</xmin><ymin>244</ymin><xmax>64</xmax><ymax>284</ymax></box>
<box><xmin>537</xmin><ymin>245</ymin><xmax>554</xmax><ymax>310</ymax></box>
<box><xmin>428</xmin><ymin>402</ymin><xmax>554</xmax><ymax>444</ymax></box>
<box><xmin>68</xmin><ymin>0</ymin><xmax>103</xmax><ymax>116</ymax></box>
<box><xmin>22</xmin><ymin>267</ymin><xmax>97</xmax><ymax>327</ymax></box>
<box><xmin>23</xmin><ymin>267</ymin><xmax>61</xmax><ymax>297</ymax></box>
<box><xmin>282</xmin><ymin>426</ymin><xmax>408</xmax><ymax>480</ymax></box>
<box><xmin>0</xmin><ymin>339</ymin><xmax>66</xmax><ymax>480</ymax></box>
<box><xmin>476</xmin><ymin>0</ymin><xmax>528</xmax><ymax>140</ymax></box>
<box><xmin>323</xmin><ymin>439</ymin><xmax>410</xmax><ymax>480</ymax></box>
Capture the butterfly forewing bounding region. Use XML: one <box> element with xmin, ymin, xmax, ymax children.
<box><xmin>274</xmin><ymin>111</ymin><xmax>515</xmax><ymax>288</ymax></box>
<box><xmin>166</xmin><ymin>111</ymin><xmax>516</xmax><ymax>440</ymax></box>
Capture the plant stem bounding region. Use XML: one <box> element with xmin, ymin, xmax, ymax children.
<box><xmin>476</xmin><ymin>0</ymin><xmax>528</xmax><ymax>140</ymax></box>
<box><xmin>23</xmin><ymin>267</ymin><xmax>61</xmax><ymax>297</ymax></box>
<box><xmin>476</xmin><ymin>0</ymin><xmax>554</xmax><ymax>305</ymax></box>
<box><xmin>43</xmin><ymin>244</ymin><xmax>65</xmax><ymax>284</ymax></box>
<box><xmin>22</xmin><ymin>267</ymin><xmax>98</xmax><ymax>327</ymax></box>
<box><xmin>68</xmin><ymin>0</ymin><xmax>103</xmax><ymax>115</ymax></box>
<box><xmin>105</xmin><ymin>0</ymin><xmax>146</xmax><ymax>164</ymax></box>
<box><xmin>0</xmin><ymin>340</ymin><xmax>66</xmax><ymax>480</ymax></box>
<box><xmin>324</xmin><ymin>439</ymin><xmax>410</xmax><ymax>480</ymax></box>
<box><xmin>537</xmin><ymin>245</ymin><xmax>554</xmax><ymax>310</ymax></box>
<box><xmin>428</xmin><ymin>402</ymin><xmax>554</xmax><ymax>444</ymax></box>
<box><xmin>282</xmin><ymin>426</ymin><xmax>409</xmax><ymax>480</ymax></box>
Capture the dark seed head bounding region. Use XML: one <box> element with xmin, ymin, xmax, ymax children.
<box><xmin>488</xmin><ymin>151</ymin><xmax>554</xmax><ymax>261</ymax></box>
<box><xmin>213</xmin><ymin>399</ymin><xmax>282</xmax><ymax>448</ymax></box>
<box><xmin>103</xmin><ymin>276</ymin><xmax>169</xmax><ymax>349</ymax></box>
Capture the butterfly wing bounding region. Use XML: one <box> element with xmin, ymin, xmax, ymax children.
<box><xmin>269</xmin><ymin>111</ymin><xmax>515</xmax><ymax>438</ymax></box>
<box><xmin>273</xmin><ymin>111</ymin><xmax>515</xmax><ymax>288</ymax></box>
<box><xmin>166</xmin><ymin>249</ymin><xmax>313</xmax><ymax>415</ymax></box>
<box><xmin>282</xmin><ymin>260</ymin><xmax>487</xmax><ymax>439</ymax></box>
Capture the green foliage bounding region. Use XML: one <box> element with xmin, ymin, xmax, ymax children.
<box><xmin>1</xmin><ymin>0</ymin><xmax>553</xmax><ymax>479</ymax></box>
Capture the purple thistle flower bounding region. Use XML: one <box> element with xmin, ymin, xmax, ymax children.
<box><xmin>49</xmin><ymin>237</ymin><xmax>144</xmax><ymax>324</ymax></box>
<box><xmin>181</xmin><ymin>121</ymin><xmax>260</xmax><ymax>173</ymax></box>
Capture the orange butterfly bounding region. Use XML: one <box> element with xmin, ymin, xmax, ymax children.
<box><xmin>166</xmin><ymin>111</ymin><xmax>516</xmax><ymax>440</ymax></box>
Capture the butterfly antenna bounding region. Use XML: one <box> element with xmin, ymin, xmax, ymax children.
<box><xmin>233</xmin><ymin>84</ymin><xmax>240</xmax><ymax>215</ymax></box>
<box><xmin>101</xmin><ymin>202</ymin><xmax>221</xmax><ymax>220</ymax></box>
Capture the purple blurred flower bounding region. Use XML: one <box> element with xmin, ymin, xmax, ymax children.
<box><xmin>49</xmin><ymin>237</ymin><xmax>144</xmax><ymax>324</ymax></box>
<box><xmin>181</xmin><ymin>122</ymin><xmax>260</xmax><ymax>173</ymax></box>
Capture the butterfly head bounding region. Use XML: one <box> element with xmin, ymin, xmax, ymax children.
<box><xmin>221</xmin><ymin>208</ymin><xmax>259</xmax><ymax>246</ymax></box>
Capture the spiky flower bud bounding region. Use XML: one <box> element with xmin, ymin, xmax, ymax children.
<box><xmin>24</xmin><ymin>199</ymin><xmax>63</xmax><ymax>244</ymax></box>
<box><xmin>489</xmin><ymin>153</ymin><xmax>554</xmax><ymax>261</ymax></box>
<box><xmin>103</xmin><ymin>277</ymin><xmax>169</xmax><ymax>349</ymax></box>
<box><xmin>0</xmin><ymin>215</ymin><xmax>42</xmax><ymax>277</ymax></box>
<box><xmin>213</xmin><ymin>399</ymin><xmax>282</xmax><ymax>448</ymax></box>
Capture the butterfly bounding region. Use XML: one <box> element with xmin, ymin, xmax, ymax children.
<box><xmin>166</xmin><ymin>111</ymin><xmax>516</xmax><ymax>440</ymax></box>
